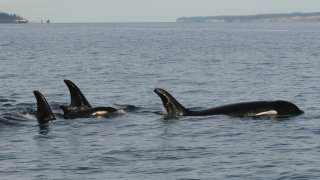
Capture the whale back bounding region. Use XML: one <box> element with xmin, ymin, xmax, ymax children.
<box><xmin>154</xmin><ymin>88</ymin><xmax>190</xmax><ymax>117</ymax></box>
<box><xmin>64</xmin><ymin>80</ymin><xmax>92</xmax><ymax>109</ymax></box>
<box><xmin>59</xmin><ymin>105</ymin><xmax>117</xmax><ymax>119</ymax></box>
<box><xmin>154</xmin><ymin>88</ymin><xmax>303</xmax><ymax>118</ymax></box>
<box><xmin>33</xmin><ymin>90</ymin><xmax>56</xmax><ymax>124</ymax></box>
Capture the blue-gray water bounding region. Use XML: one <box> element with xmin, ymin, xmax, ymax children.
<box><xmin>1</xmin><ymin>23</ymin><xmax>320</xmax><ymax>179</ymax></box>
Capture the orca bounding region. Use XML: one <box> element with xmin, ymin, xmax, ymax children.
<box><xmin>63</xmin><ymin>79</ymin><xmax>92</xmax><ymax>110</ymax></box>
<box><xmin>60</xmin><ymin>80</ymin><xmax>117</xmax><ymax>119</ymax></box>
<box><xmin>59</xmin><ymin>105</ymin><xmax>117</xmax><ymax>119</ymax></box>
<box><xmin>154</xmin><ymin>88</ymin><xmax>304</xmax><ymax>117</ymax></box>
<box><xmin>33</xmin><ymin>90</ymin><xmax>55</xmax><ymax>124</ymax></box>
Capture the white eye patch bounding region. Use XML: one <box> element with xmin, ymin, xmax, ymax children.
<box><xmin>255</xmin><ymin>110</ymin><xmax>278</xmax><ymax>116</ymax></box>
<box><xmin>92</xmin><ymin>111</ymin><xmax>108</xmax><ymax>116</ymax></box>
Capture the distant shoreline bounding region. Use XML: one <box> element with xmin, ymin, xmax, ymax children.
<box><xmin>0</xmin><ymin>12</ymin><xmax>27</xmax><ymax>23</ymax></box>
<box><xmin>177</xmin><ymin>12</ymin><xmax>320</xmax><ymax>23</ymax></box>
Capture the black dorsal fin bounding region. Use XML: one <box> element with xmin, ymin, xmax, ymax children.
<box><xmin>59</xmin><ymin>105</ymin><xmax>73</xmax><ymax>118</ymax></box>
<box><xmin>33</xmin><ymin>90</ymin><xmax>56</xmax><ymax>124</ymax></box>
<box><xmin>64</xmin><ymin>80</ymin><xmax>92</xmax><ymax>109</ymax></box>
<box><xmin>154</xmin><ymin>88</ymin><xmax>190</xmax><ymax>116</ymax></box>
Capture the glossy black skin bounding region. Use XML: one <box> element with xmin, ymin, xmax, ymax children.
<box><xmin>60</xmin><ymin>80</ymin><xmax>117</xmax><ymax>119</ymax></box>
<box><xmin>154</xmin><ymin>88</ymin><xmax>304</xmax><ymax>117</ymax></box>
<box><xmin>59</xmin><ymin>105</ymin><xmax>117</xmax><ymax>119</ymax></box>
<box><xmin>33</xmin><ymin>90</ymin><xmax>56</xmax><ymax>124</ymax></box>
<box><xmin>63</xmin><ymin>79</ymin><xmax>92</xmax><ymax>110</ymax></box>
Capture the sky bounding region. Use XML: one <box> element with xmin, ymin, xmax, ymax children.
<box><xmin>1</xmin><ymin>0</ymin><xmax>320</xmax><ymax>22</ymax></box>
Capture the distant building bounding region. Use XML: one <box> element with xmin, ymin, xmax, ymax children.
<box><xmin>15</xmin><ymin>19</ymin><xmax>28</xmax><ymax>23</ymax></box>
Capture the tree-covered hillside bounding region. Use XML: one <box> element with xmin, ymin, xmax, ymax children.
<box><xmin>0</xmin><ymin>12</ymin><xmax>27</xmax><ymax>23</ymax></box>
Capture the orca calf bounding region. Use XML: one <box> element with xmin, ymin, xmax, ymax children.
<box><xmin>154</xmin><ymin>88</ymin><xmax>304</xmax><ymax>117</ymax></box>
<box><xmin>60</xmin><ymin>80</ymin><xmax>117</xmax><ymax>119</ymax></box>
<box><xmin>33</xmin><ymin>90</ymin><xmax>55</xmax><ymax>124</ymax></box>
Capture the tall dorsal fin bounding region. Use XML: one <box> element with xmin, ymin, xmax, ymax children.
<box><xmin>64</xmin><ymin>80</ymin><xmax>92</xmax><ymax>109</ymax></box>
<box><xmin>33</xmin><ymin>90</ymin><xmax>55</xmax><ymax>124</ymax></box>
<box><xmin>154</xmin><ymin>88</ymin><xmax>190</xmax><ymax>116</ymax></box>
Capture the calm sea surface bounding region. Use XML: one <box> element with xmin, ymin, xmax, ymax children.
<box><xmin>1</xmin><ymin>22</ymin><xmax>320</xmax><ymax>179</ymax></box>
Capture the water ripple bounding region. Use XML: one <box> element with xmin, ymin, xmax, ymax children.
<box><xmin>0</xmin><ymin>22</ymin><xmax>319</xmax><ymax>180</ymax></box>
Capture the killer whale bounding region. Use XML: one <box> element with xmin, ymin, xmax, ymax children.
<box><xmin>60</xmin><ymin>80</ymin><xmax>117</xmax><ymax>119</ymax></box>
<box><xmin>33</xmin><ymin>90</ymin><xmax>55</xmax><ymax>124</ymax></box>
<box><xmin>154</xmin><ymin>88</ymin><xmax>304</xmax><ymax>117</ymax></box>
<box><xmin>63</xmin><ymin>79</ymin><xmax>92</xmax><ymax>110</ymax></box>
<box><xmin>59</xmin><ymin>105</ymin><xmax>117</xmax><ymax>119</ymax></box>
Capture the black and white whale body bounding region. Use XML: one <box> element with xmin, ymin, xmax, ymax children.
<box><xmin>60</xmin><ymin>105</ymin><xmax>117</xmax><ymax>119</ymax></box>
<box><xmin>154</xmin><ymin>88</ymin><xmax>304</xmax><ymax>117</ymax></box>
<box><xmin>33</xmin><ymin>90</ymin><xmax>55</xmax><ymax>124</ymax></box>
<box><xmin>60</xmin><ymin>80</ymin><xmax>117</xmax><ymax>119</ymax></box>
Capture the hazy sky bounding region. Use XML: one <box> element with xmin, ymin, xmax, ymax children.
<box><xmin>1</xmin><ymin>0</ymin><xmax>320</xmax><ymax>22</ymax></box>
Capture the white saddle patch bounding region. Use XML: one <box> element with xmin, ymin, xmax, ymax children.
<box><xmin>255</xmin><ymin>110</ymin><xmax>278</xmax><ymax>116</ymax></box>
<box><xmin>92</xmin><ymin>111</ymin><xmax>108</xmax><ymax>116</ymax></box>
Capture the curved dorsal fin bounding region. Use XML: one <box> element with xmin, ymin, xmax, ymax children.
<box><xmin>154</xmin><ymin>88</ymin><xmax>190</xmax><ymax>116</ymax></box>
<box><xmin>33</xmin><ymin>90</ymin><xmax>55</xmax><ymax>124</ymax></box>
<box><xmin>64</xmin><ymin>80</ymin><xmax>92</xmax><ymax>109</ymax></box>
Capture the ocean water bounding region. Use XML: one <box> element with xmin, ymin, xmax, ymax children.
<box><xmin>1</xmin><ymin>22</ymin><xmax>320</xmax><ymax>179</ymax></box>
